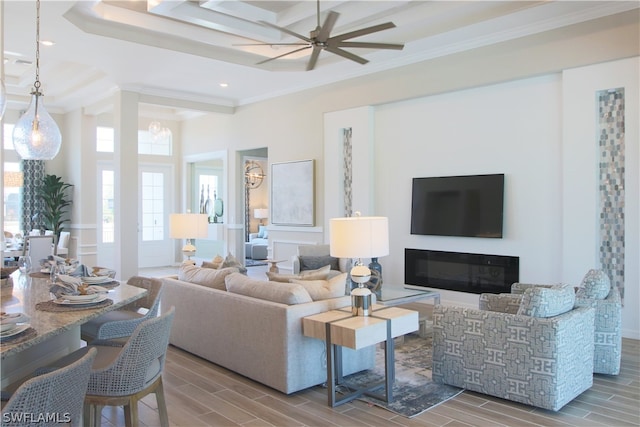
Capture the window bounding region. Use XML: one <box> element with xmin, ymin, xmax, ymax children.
<box><xmin>101</xmin><ymin>170</ymin><xmax>114</xmax><ymax>243</ymax></box>
<box><xmin>96</xmin><ymin>127</ymin><xmax>172</xmax><ymax>156</ymax></box>
<box><xmin>3</xmin><ymin>162</ymin><xmax>22</xmax><ymax>235</ymax></box>
<box><xmin>3</xmin><ymin>123</ymin><xmax>15</xmax><ymax>150</ymax></box>
<box><xmin>96</xmin><ymin>127</ymin><xmax>114</xmax><ymax>152</ymax></box>
<box><xmin>139</xmin><ymin>129</ymin><xmax>172</xmax><ymax>156</ymax></box>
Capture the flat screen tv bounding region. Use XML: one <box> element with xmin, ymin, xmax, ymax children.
<box><xmin>410</xmin><ymin>174</ymin><xmax>504</xmax><ymax>238</ymax></box>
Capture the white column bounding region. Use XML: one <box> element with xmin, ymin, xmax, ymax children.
<box><xmin>113</xmin><ymin>90</ymin><xmax>139</xmax><ymax>279</ymax></box>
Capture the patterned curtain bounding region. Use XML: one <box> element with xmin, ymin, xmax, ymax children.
<box><xmin>20</xmin><ymin>160</ymin><xmax>45</xmax><ymax>235</ymax></box>
<box><xmin>597</xmin><ymin>88</ymin><xmax>625</xmax><ymax>301</ymax></box>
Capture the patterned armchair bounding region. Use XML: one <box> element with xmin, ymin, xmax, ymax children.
<box><xmin>512</xmin><ymin>269</ymin><xmax>622</xmax><ymax>375</ymax></box>
<box><xmin>433</xmin><ymin>284</ymin><xmax>595</xmax><ymax>411</ymax></box>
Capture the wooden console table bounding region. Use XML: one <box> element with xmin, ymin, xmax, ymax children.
<box><xmin>303</xmin><ymin>305</ymin><xmax>418</xmax><ymax>407</ymax></box>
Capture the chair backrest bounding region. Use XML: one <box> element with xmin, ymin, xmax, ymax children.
<box><xmin>1</xmin><ymin>348</ymin><xmax>96</xmax><ymax>427</ymax></box>
<box><xmin>87</xmin><ymin>307</ymin><xmax>175</xmax><ymax>396</ymax></box>
<box><xmin>57</xmin><ymin>231</ymin><xmax>71</xmax><ymax>250</ymax></box>
<box><xmin>297</xmin><ymin>244</ymin><xmax>330</xmax><ymax>257</ymax></box>
<box><xmin>122</xmin><ymin>276</ymin><xmax>164</xmax><ymax>316</ymax></box>
<box><xmin>24</xmin><ymin>235</ymin><xmax>56</xmax><ymax>264</ymax></box>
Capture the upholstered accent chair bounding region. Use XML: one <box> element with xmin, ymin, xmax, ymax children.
<box><xmin>292</xmin><ymin>244</ymin><xmax>350</xmax><ymax>276</ymax></box>
<box><xmin>433</xmin><ymin>284</ymin><xmax>595</xmax><ymax>411</ymax></box>
<box><xmin>512</xmin><ymin>269</ymin><xmax>622</xmax><ymax>375</ymax></box>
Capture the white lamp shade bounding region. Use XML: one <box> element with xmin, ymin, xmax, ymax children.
<box><xmin>329</xmin><ymin>216</ymin><xmax>389</xmax><ymax>259</ymax></box>
<box><xmin>169</xmin><ymin>213</ymin><xmax>209</xmax><ymax>239</ymax></box>
<box><xmin>254</xmin><ymin>208</ymin><xmax>268</xmax><ymax>219</ymax></box>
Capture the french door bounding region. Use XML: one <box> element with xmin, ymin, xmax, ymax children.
<box><xmin>138</xmin><ymin>164</ymin><xmax>174</xmax><ymax>268</ymax></box>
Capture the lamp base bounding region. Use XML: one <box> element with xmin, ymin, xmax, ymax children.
<box><xmin>351</xmin><ymin>286</ymin><xmax>372</xmax><ymax>316</ymax></box>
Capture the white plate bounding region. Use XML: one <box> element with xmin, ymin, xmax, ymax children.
<box><xmin>81</xmin><ymin>276</ymin><xmax>111</xmax><ymax>284</ymax></box>
<box><xmin>0</xmin><ymin>323</ymin><xmax>18</xmax><ymax>333</ymax></box>
<box><xmin>0</xmin><ymin>323</ymin><xmax>30</xmax><ymax>338</ymax></box>
<box><xmin>60</xmin><ymin>293</ymin><xmax>100</xmax><ymax>302</ymax></box>
<box><xmin>54</xmin><ymin>294</ymin><xmax>108</xmax><ymax>306</ymax></box>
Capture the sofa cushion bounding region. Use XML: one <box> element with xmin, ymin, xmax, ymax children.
<box><xmin>202</xmin><ymin>254</ymin><xmax>224</xmax><ymax>270</ymax></box>
<box><xmin>178</xmin><ymin>263</ymin><xmax>238</xmax><ymax>290</ymax></box>
<box><xmin>577</xmin><ymin>269</ymin><xmax>611</xmax><ymax>300</ymax></box>
<box><xmin>290</xmin><ymin>273</ymin><xmax>347</xmax><ymax>301</ymax></box>
<box><xmin>225</xmin><ymin>273</ymin><xmax>312</xmax><ymax>305</ymax></box>
<box><xmin>299</xmin><ymin>255</ymin><xmax>339</xmax><ymax>271</ymax></box>
<box><xmin>517</xmin><ymin>283</ymin><xmax>576</xmax><ymax>318</ymax></box>
<box><xmin>266</xmin><ymin>265</ymin><xmax>331</xmax><ymax>282</ymax></box>
<box><xmin>221</xmin><ymin>253</ymin><xmax>247</xmax><ymax>274</ymax></box>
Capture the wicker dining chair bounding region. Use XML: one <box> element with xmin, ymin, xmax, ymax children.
<box><xmin>1</xmin><ymin>348</ymin><xmax>97</xmax><ymax>427</ymax></box>
<box><xmin>80</xmin><ymin>276</ymin><xmax>164</xmax><ymax>343</ymax></box>
<box><xmin>83</xmin><ymin>307</ymin><xmax>175</xmax><ymax>427</ymax></box>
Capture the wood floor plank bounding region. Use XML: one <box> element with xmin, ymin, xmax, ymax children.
<box><xmin>99</xmin><ymin>325</ymin><xmax>639</xmax><ymax>427</ymax></box>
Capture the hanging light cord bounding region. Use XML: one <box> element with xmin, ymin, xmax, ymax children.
<box><xmin>33</xmin><ymin>0</ymin><xmax>42</xmax><ymax>95</ymax></box>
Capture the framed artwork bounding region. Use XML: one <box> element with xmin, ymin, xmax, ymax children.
<box><xmin>271</xmin><ymin>159</ymin><xmax>315</xmax><ymax>226</ymax></box>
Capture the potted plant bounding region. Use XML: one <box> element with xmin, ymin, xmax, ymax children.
<box><xmin>36</xmin><ymin>174</ymin><xmax>73</xmax><ymax>243</ymax></box>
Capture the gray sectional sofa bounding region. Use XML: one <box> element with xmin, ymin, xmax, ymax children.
<box><xmin>160</xmin><ymin>265</ymin><xmax>374</xmax><ymax>394</ymax></box>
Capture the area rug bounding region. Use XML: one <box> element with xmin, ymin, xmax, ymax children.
<box><xmin>340</xmin><ymin>333</ymin><xmax>463</xmax><ymax>418</ymax></box>
<box><xmin>244</xmin><ymin>259</ymin><xmax>267</xmax><ymax>267</ymax></box>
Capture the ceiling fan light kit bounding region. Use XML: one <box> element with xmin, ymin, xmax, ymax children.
<box><xmin>246</xmin><ymin>0</ymin><xmax>404</xmax><ymax>71</ymax></box>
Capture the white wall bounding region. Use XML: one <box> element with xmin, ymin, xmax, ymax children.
<box><xmin>562</xmin><ymin>57</ymin><xmax>639</xmax><ymax>339</ymax></box>
<box><xmin>374</xmin><ymin>74</ymin><xmax>564</xmax><ymax>309</ymax></box>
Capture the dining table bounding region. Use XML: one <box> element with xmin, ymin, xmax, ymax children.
<box><xmin>0</xmin><ymin>270</ymin><xmax>148</xmax><ymax>388</ymax></box>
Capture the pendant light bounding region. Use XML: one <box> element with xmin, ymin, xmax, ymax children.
<box><xmin>12</xmin><ymin>0</ymin><xmax>61</xmax><ymax>160</ymax></box>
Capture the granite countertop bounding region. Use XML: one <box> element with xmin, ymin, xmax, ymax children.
<box><xmin>1</xmin><ymin>271</ymin><xmax>147</xmax><ymax>359</ymax></box>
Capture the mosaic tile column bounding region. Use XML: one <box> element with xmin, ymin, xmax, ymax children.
<box><xmin>342</xmin><ymin>127</ymin><xmax>353</xmax><ymax>218</ymax></box>
<box><xmin>20</xmin><ymin>160</ymin><xmax>45</xmax><ymax>234</ymax></box>
<box><xmin>597</xmin><ymin>88</ymin><xmax>625</xmax><ymax>300</ymax></box>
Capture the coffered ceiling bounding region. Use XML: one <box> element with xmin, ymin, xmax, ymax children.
<box><xmin>2</xmin><ymin>1</ymin><xmax>638</xmax><ymax>117</ymax></box>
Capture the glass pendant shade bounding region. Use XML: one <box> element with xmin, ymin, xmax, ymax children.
<box><xmin>12</xmin><ymin>92</ymin><xmax>62</xmax><ymax>160</ymax></box>
<box><xmin>0</xmin><ymin>80</ymin><xmax>7</xmax><ymax>120</ymax></box>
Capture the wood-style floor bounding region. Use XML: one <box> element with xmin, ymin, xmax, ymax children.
<box><xmin>122</xmin><ymin>265</ymin><xmax>640</xmax><ymax>427</ymax></box>
<box><xmin>97</xmin><ymin>337</ymin><xmax>639</xmax><ymax>427</ymax></box>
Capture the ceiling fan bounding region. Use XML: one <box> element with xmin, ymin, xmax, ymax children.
<box><xmin>238</xmin><ymin>0</ymin><xmax>404</xmax><ymax>71</ymax></box>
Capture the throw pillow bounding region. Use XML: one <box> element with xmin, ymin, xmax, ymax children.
<box><xmin>517</xmin><ymin>284</ymin><xmax>576</xmax><ymax>318</ymax></box>
<box><xmin>178</xmin><ymin>263</ymin><xmax>238</xmax><ymax>290</ymax></box>
<box><xmin>201</xmin><ymin>261</ymin><xmax>219</xmax><ymax>269</ymax></box>
<box><xmin>203</xmin><ymin>254</ymin><xmax>224</xmax><ymax>269</ymax></box>
<box><xmin>225</xmin><ymin>273</ymin><xmax>312</xmax><ymax>305</ymax></box>
<box><xmin>221</xmin><ymin>253</ymin><xmax>247</xmax><ymax>274</ymax></box>
<box><xmin>266</xmin><ymin>265</ymin><xmax>331</xmax><ymax>283</ymax></box>
<box><xmin>299</xmin><ymin>255</ymin><xmax>339</xmax><ymax>271</ymax></box>
<box><xmin>290</xmin><ymin>272</ymin><xmax>348</xmax><ymax>301</ymax></box>
<box><xmin>577</xmin><ymin>269</ymin><xmax>611</xmax><ymax>299</ymax></box>
<box><xmin>257</xmin><ymin>225</ymin><xmax>268</xmax><ymax>239</ymax></box>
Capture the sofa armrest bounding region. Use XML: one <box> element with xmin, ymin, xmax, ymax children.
<box><xmin>291</xmin><ymin>255</ymin><xmax>301</xmax><ymax>274</ymax></box>
<box><xmin>478</xmin><ymin>293</ymin><xmax>522</xmax><ymax>314</ymax></box>
<box><xmin>511</xmin><ymin>282</ymin><xmax>555</xmax><ymax>294</ymax></box>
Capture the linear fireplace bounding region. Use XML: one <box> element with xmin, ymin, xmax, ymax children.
<box><xmin>405</xmin><ymin>248</ymin><xmax>519</xmax><ymax>294</ymax></box>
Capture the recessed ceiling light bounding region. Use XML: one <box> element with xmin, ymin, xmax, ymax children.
<box><xmin>41</xmin><ymin>40</ymin><xmax>55</xmax><ymax>47</ymax></box>
<box><xmin>219</xmin><ymin>83</ymin><xmax>228</xmax><ymax>88</ymax></box>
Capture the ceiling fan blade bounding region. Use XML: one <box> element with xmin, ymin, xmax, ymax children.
<box><xmin>325</xmin><ymin>46</ymin><xmax>369</xmax><ymax>65</ymax></box>
<box><xmin>234</xmin><ymin>42</ymin><xmax>310</xmax><ymax>47</ymax></box>
<box><xmin>335</xmin><ymin>41</ymin><xmax>404</xmax><ymax>50</ymax></box>
<box><xmin>331</xmin><ymin>22</ymin><xmax>396</xmax><ymax>42</ymax></box>
<box><xmin>306</xmin><ymin>46</ymin><xmax>322</xmax><ymax>71</ymax></box>
<box><xmin>258</xmin><ymin>20</ymin><xmax>312</xmax><ymax>43</ymax></box>
<box><xmin>317</xmin><ymin>11</ymin><xmax>339</xmax><ymax>42</ymax></box>
<box><xmin>256</xmin><ymin>45</ymin><xmax>312</xmax><ymax>65</ymax></box>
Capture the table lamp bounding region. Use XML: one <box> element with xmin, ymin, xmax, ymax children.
<box><xmin>330</xmin><ymin>214</ymin><xmax>389</xmax><ymax>316</ymax></box>
<box><xmin>254</xmin><ymin>208</ymin><xmax>268</xmax><ymax>226</ymax></box>
<box><xmin>169</xmin><ymin>213</ymin><xmax>209</xmax><ymax>262</ymax></box>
